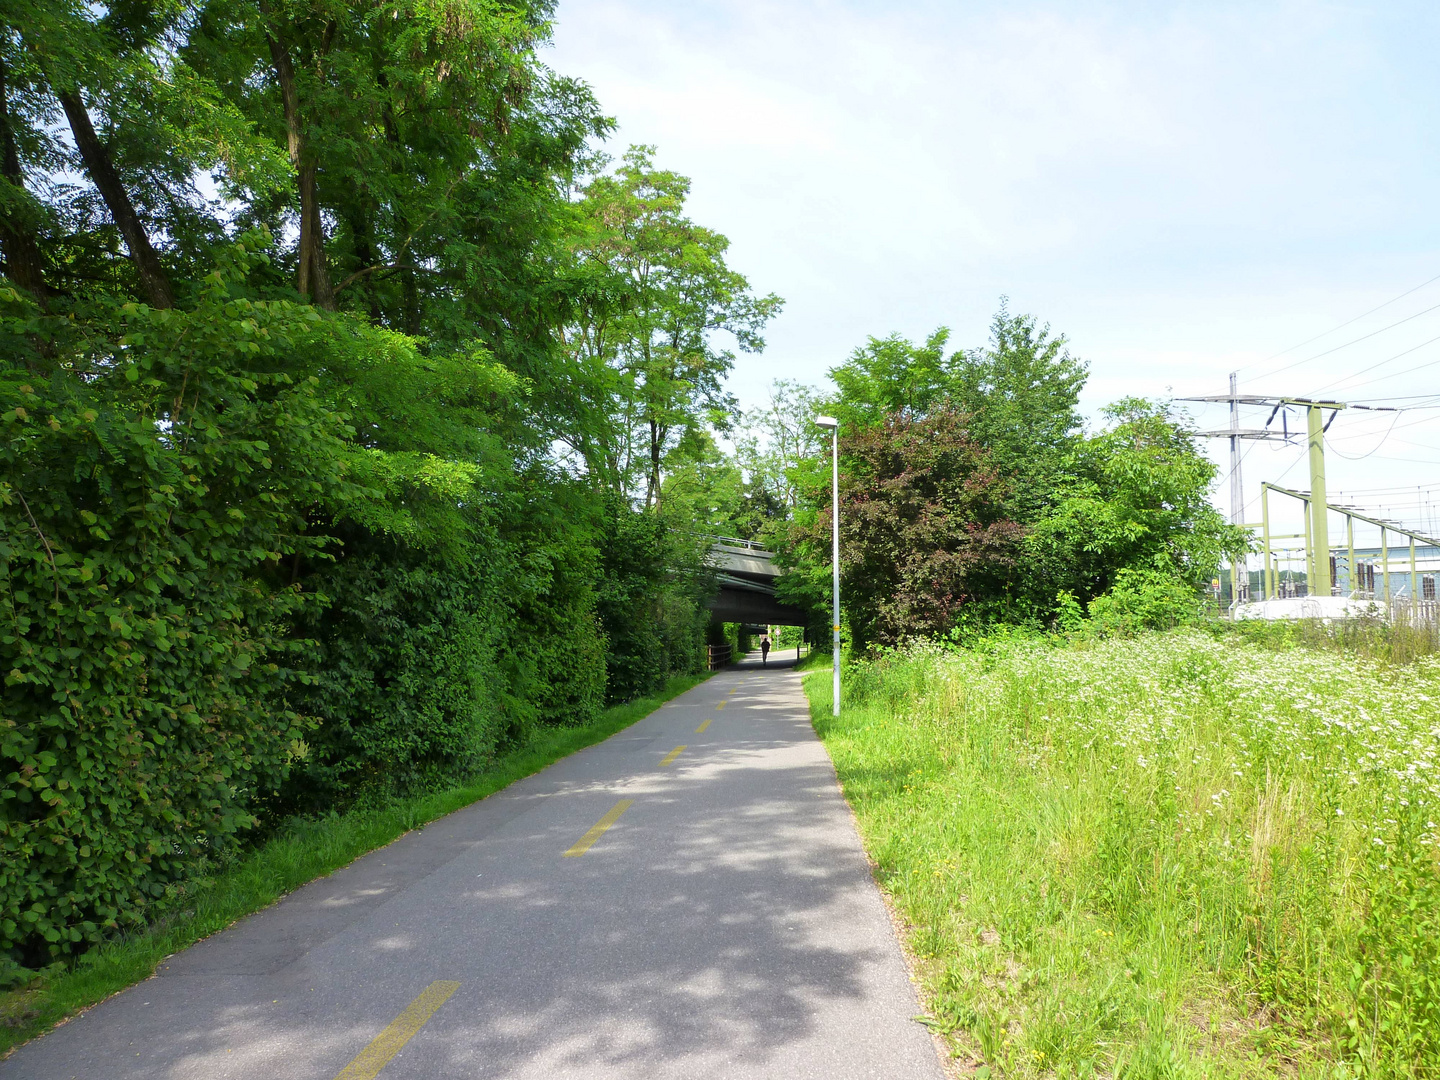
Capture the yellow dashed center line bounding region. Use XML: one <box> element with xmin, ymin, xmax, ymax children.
<box><xmin>332</xmin><ymin>980</ymin><xmax>460</xmax><ymax>1080</ymax></box>
<box><xmin>564</xmin><ymin>799</ymin><xmax>634</xmax><ymax>857</ymax></box>
<box><xmin>695</xmin><ymin>718</ymin><xmax>711</xmax><ymax>734</ymax></box>
<box><xmin>659</xmin><ymin>745</ymin><xmax>686</xmax><ymax>767</ymax></box>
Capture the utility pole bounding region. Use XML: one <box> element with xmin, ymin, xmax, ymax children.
<box><xmin>1305</xmin><ymin>402</ymin><xmax>1332</xmax><ymax>595</ymax></box>
<box><xmin>816</xmin><ymin>415</ymin><xmax>840</xmax><ymax>716</ymax></box>
<box><xmin>1227</xmin><ymin>372</ymin><xmax>1245</xmax><ymax>599</ymax></box>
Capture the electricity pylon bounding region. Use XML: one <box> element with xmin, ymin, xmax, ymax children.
<box><xmin>1182</xmin><ymin>388</ymin><xmax>1395</xmax><ymax>597</ymax></box>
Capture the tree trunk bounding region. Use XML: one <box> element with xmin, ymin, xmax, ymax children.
<box><xmin>261</xmin><ymin>3</ymin><xmax>334</xmax><ymax>310</ymax></box>
<box><xmin>0</xmin><ymin>59</ymin><xmax>47</xmax><ymax>309</ymax></box>
<box><xmin>647</xmin><ymin>416</ymin><xmax>663</xmax><ymax>508</ymax></box>
<box><xmin>57</xmin><ymin>90</ymin><xmax>173</xmax><ymax>309</ymax></box>
<box><xmin>377</xmin><ymin>72</ymin><xmax>419</xmax><ymax>332</ymax></box>
<box><xmin>345</xmin><ymin>209</ymin><xmax>383</xmax><ymax>323</ymax></box>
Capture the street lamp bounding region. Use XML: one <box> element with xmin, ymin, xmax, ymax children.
<box><xmin>815</xmin><ymin>415</ymin><xmax>840</xmax><ymax>716</ymax></box>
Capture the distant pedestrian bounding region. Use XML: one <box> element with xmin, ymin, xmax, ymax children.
<box><xmin>760</xmin><ymin>634</ymin><xmax>770</xmax><ymax>666</ymax></box>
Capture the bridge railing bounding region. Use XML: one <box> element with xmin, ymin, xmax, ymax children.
<box><xmin>705</xmin><ymin>534</ymin><xmax>772</xmax><ymax>553</ymax></box>
<box><xmin>705</xmin><ymin>643</ymin><xmax>733</xmax><ymax>669</ymax></box>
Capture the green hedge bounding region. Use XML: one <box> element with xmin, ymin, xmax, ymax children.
<box><xmin>1</xmin><ymin>267</ymin><xmax>705</xmax><ymax>986</ymax></box>
<box><xmin>1</xmin><ymin>280</ymin><xmax>345</xmax><ymax>983</ymax></box>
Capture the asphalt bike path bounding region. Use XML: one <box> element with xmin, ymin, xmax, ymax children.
<box><xmin>3</xmin><ymin>654</ymin><xmax>945</xmax><ymax>1080</ymax></box>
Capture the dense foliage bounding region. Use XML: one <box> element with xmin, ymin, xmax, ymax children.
<box><xmin>1</xmin><ymin>267</ymin><xmax>346</xmax><ymax>973</ymax></box>
<box><xmin>831</xmin><ymin>407</ymin><xmax>1022</xmax><ymax>651</ymax></box>
<box><xmin>0</xmin><ymin>0</ymin><xmax>763</xmax><ymax>984</ymax></box>
<box><xmin>0</xmin><ymin>0</ymin><xmax>1242</xmax><ymax>992</ymax></box>
<box><xmin>772</xmin><ymin>309</ymin><xmax>1246</xmax><ymax>645</ymax></box>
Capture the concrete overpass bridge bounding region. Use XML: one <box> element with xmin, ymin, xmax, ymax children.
<box><xmin>705</xmin><ymin>537</ymin><xmax>806</xmax><ymax>626</ymax></box>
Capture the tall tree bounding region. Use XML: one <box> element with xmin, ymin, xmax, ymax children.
<box><xmin>1024</xmin><ymin>398</ymin><xmax>1245</xmax><ymax>606</ymax></box>
<box><xmin>16</xmin><ymin>0</ymin><xmax>182</xmax><ymax>307</ymax></box>
<box><xmin>828</xmin><ymin>307</ymin><xmax>1086</xmax><ymax>508</ymax></box>
<box><xmin>735</xmin><ymin>379</ymin><xmax>827</xmax><ymax>515</ymax></box>
<box><xmin>949</xmin><ymin>305</ymin><xmax>1087</xmax><ymax>517</ymax></box>
<box><xmin>8</xmin><ymin>0</ymin><xmax>291</xmax><ymax>307</ymax></box>
<box><xmin>54</xmin><ymin>88</ymin><xmax>175</xmax><ymax>308</ymax></box>
<box><xmin>569</xmin><ymin>146</ymin><xmax>782</xmax><ymax>505</ymax></box>
<box><xmin>253</xmin><ymin>0</ymin><xmax>334</xmax><ymax>307</ymax></box>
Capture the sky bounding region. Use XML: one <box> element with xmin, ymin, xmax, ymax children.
<box><xmin>546</xmin><ymin>0</ymin><xmax>1440</xmax><ymax>543</ymax></box>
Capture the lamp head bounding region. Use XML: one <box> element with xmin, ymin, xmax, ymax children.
<box><xmin>815</xmin><ymin>415</ymin><xmax>838</xmax><ymax>429</ymax></box>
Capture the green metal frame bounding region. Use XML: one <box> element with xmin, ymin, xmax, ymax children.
<box><xmin>1258</xmin><ymin>482</ymin><xmax>1440</xmax><ymax>600</ymax></box>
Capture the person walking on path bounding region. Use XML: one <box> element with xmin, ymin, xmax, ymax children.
<box><xmin>760</xmin><ymin>633</ymin><xmax>771</xmax><ymax>666</ymax></box>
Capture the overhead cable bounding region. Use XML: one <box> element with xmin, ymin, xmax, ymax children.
<box><xmin>1310</xmin><ymin>334</ymin><xmax>1440</xmax><ymax>394</ymax></box>
<box><xmin>1325</xmin><ymin>409</ymin><xmax>1402</xmax><ymax>460</ymax></box>
<box><xmin>1244</xmin><ymin>272</ymin><xmax>1440</xmax><ymax>382</ymax></box>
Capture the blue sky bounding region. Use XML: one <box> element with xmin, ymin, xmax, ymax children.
<box><xmin>548</xmin><ymin>0</ymin><xmax>1440</xmax><ymax>537</ymax></box>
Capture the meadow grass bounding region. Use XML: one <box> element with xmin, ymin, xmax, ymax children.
<box><xmin>803</xmin><ymin>633</ymin><xmax>1440</xmax><ymax>1078</ymax></box>
<box><xmin>0</xmin><ymin>670</ymin><xmax>711</xmax><ymax>1055</ymax></box>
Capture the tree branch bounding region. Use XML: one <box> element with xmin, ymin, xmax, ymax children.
<box><xmin>56</xmin><ymin>90</ymin><xmax>174</xmax><ymax>309</ymax></box>
<box><xmin>334</xmin><ymin>259</ymin><xmax>441</xmax><ymax>293</ymax></box>
<box><xmin>15</xmin><ymin>490</ymin><xmax>59</xmax><ymax>604</ymax></box>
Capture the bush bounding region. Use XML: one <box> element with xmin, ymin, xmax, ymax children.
<box><xmin>283</xmin><ymin>552</ymin><xmax>513</xmax><ymax>811</ymax></box>
<box><xmin>595</xmin><ymin>498</ymin><xmax>707</xmax><ymax>703</ymax></box>
<box><xmin>1085</xmin><ymin>565</ymin><xmax>1208</xmax><ymax>635</ymax></box>
<box><xmin>828</xmin><ymin>406</ymin><xmax>1022</xmax><ymax>651</ymax></box>
<box><xmin>0</xmin><ymin>275</ymin><xmax>350</xmax><ymax>983</ymax></box>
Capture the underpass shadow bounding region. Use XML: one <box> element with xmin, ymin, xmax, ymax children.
<box><xmin>730</xmin><ymin>650</ymin><xmax>810</xmax><ymax>671</ymax></box>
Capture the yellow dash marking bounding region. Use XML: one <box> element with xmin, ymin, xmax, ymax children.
<box><xmin>716</xmin><ymin>699</ymin><xmax>726</xmax><ymax>710</ymax></box>
<box><xmin>695</xmin><ymin>718</ymin><xmax>712</xmax><ymax>733</ymax></box>
<box><xmin>564</xmin><ymin>799</ymin><xmax>633</xmax><ymax>857</ymax></box>
<box><xmin>659</xmin><ymin>745</ymin><xmax>686</xmax><ymax>767</ymax></box>
<box><xmin>333</xmin><ymin>980</ymin><xmax>460</xmax><ymax>1080</ymax></box>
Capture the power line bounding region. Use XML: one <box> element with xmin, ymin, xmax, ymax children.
<box><xmin>1326</xmin><ymin>410</ymin><xmax>1402</xmax><ymax>460</ymax></box>
<box><xmin>1345</xmin><ymin>393</ymin><xmax>1440</xmax><ymax>403</ymax></box>
<box><xmin>1337</xmin><ymin>453</ymin><xmax>1439</xmax><ymax>466</ymax></box>
<box><xmin>1311</xmin><ymin>332</ymin><xmax>1440</xmax><ymax>394</ymax></box>
<box><xmin>1332</xmin><ymin>482</ymin><xmax>1440</xmax><ymax>495</ymax></box>
<box><xmin>1244</xmin><ymin>272</ymin><xmax>1440</xmax><ymax>382</ymax></box>
<box><xmin>1327</xmin><ymin>411</ymin><xmax>1440</xmax><ymax>441</ymax></box>
<box><xmin>1376</xmin><ymin>435</ymin><xmax>1440</xmax><ymax>454</ymax></box>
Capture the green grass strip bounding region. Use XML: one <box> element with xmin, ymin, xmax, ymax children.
<box><xmin>801</xmin><ymin>634</ymin><xmax>1440</xmax><ymax>1077</ymax></box>
<box><xmin>0</xmin><ymin>671</ymin><xmax>711</xmax><ymax>1055</ymax></box>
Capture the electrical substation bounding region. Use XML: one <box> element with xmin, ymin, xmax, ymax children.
<box><xmin>1187</xmin><ymin>378</ymin><xmax>1440</xmax><ymax>621</ymax></box>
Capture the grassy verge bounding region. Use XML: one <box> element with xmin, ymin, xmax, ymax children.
<box><xmin>803</xmin><ymin>633</ymin><xmax>1440</xmax><ymax>1079</ymax></box>
<box><xmin>0</xmin><ymin>670</ymin><xmax>711</xmax><ymax>1055</ymax></box>
<box><xmin>791</xmin><ymin>644</ymin><xmax>830</xmax><ymax>672</ymax></box>
<box><xmin>1227</xmin><ymin>614</ymin><xmax>1440</xmax><ymax>667</ymax></box>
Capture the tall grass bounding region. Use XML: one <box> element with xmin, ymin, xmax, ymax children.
<box><xmin>1231</xmin><ymin>615</ymin><xmax>1440</xmax><ymax>668</ymax></box>
<box><xmin>805</xmin><ymin>633</ymin><xmax>1440</xmax><ymax>1078</ymax></box>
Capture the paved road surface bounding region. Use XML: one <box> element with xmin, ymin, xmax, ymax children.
<box><xmin>3</xmin><ymin>655</ymin><xmax>945</xmax><ymax>1080</ymax></box>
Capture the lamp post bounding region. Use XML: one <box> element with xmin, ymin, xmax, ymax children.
<box><xmin>816</xmin><ymin>415</ymin><xmax>840</xmax><ymax>716</ymax></box>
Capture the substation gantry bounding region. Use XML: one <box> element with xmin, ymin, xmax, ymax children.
<box><xmin>1183</xmin><ymin>384</ymin><xmax>1434</xmax><ymax>602</ymax></box>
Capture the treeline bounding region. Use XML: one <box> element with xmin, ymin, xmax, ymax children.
<box><xmin>0</xmin><ymin>0</ymin><xmax>1242</xmax><ymax>987</ymax></box>
<box><xmin>744</xmin><ymin>311</ymin><xmax>1247</xmax><ymax>650</ymax></box>
<box><xmin>0</xmin><ymin>1</ymin><xmax>773</xmax><ymax>982</ymax></box>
